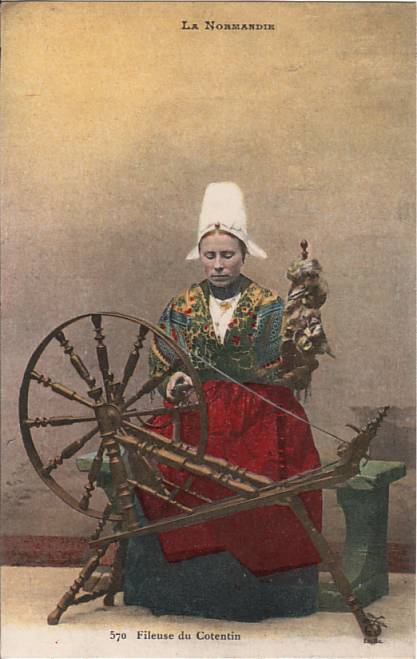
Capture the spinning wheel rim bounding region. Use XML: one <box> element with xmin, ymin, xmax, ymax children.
<box><xmin>19</xmin><ymin>311</ymin><xmax>208</xmax><ymax>521</ymax></box>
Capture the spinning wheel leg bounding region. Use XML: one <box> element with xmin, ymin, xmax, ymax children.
<box><xmin>289</xmin><ymin>495</ymin><xmax>386</xmax><ymax>644</ymax></box>
<box><xmin>103</xmin><ymin>540</ymin><xmax>128</xmax><ymax>606</ymax></box>
<box><xmin>47</xmin><ymin>545</ymin><xmax>109</xmax><ymax>625</ymax></box>
<box><xmin>100</xmin><ymin>432</ymin><xmax>140</xmax><ymax>533</ymax></box>
<box><xmin>47</xmin><ymin>436</ymin><xmax>140</xmax><ymax>624</ymax></box>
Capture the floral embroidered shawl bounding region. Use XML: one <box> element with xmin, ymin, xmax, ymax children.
<box><xmin>150</xmin><ymin>275</ymin><xmax>285</xmax><ymax>387</ymax></box>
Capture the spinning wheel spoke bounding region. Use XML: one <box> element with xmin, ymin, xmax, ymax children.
<box><xmin>91</xmin><ymin>315</ymin><xmax>114</xmax><ymax>402</ymax></box>
<box><xmin>126</xmin><ymin>403</ymin><xmax>199</xmax><ymax>418</ymax></box>
<box><xmin>42</xmin><ymin>426</ymin><xmax>99</xmax><ymax>476</ymax></box>
<box><xmin>55</xmin><ymin>331</ymin><xmax>100</xmax><ymax>396</ymax></box>
<box><xmin>122</xmin><ymin>418</ymin><xmax>157</xmax><ymax>436</ymax></box>
<box><xmin>122</xmin><ymin>372</ymin><xmax>173</xmax><ymax>410</ymax></box>
<box><xmin>116</xmin><ymin>325</ymin><xmax>149</xmax><ymax>402</ymax></box>
<box><xmin>124</xmin><ymin>404</ymin><xmax>197</xmax><ymax>437</ymax></box>
<box><xmin>30</xmin><ymin>370</ymin><xmax>95</xmax><ymax>409</ymax></box>
<box><xmin>24</xmin><ymin>414</ymin><xmax>96</xmax><ymax>428</ymax></box>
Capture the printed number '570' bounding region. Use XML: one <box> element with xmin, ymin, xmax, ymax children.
<box><xmin>110</xmin><ymin>631</ymin><xmax>127</xmax><ymax>642</ymax></box>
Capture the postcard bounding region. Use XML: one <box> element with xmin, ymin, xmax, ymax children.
<box><xmin>1</xmin><ymin>1</ymin><xmax>415</xmax><ymax>658</ymax></box>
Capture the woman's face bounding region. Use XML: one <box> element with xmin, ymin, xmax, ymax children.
<box><xmin>199</xmin><ymin>231</ymin><xmax>244</xmax><ymax>288</ymax></box>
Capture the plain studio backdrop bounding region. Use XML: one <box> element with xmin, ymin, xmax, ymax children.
<box><xmin>1</xmin><ymin>3</ymin><xmax>415</xmax><ymax>548</ymax></box>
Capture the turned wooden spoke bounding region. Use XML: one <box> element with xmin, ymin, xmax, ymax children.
<box><xmin>30</xmin><ymin>370</ymin><xmax>95</xmax><ymax>409</ymax></box>
<box><xmin>55</xmin><ymin>330</ymin><xmax>97</xmax><ymax>391</ymax></box>
<box><xmin>91</xmin><ymin>315</ymin><xmax>114</xmax><ymax>401</ymax></box>
<box><xmin>120</xmin><ymin>410</ymin><xmax>139</xmax><ymax>418</ymax></box>
<box><xmin>79</xmin><ymin>442</ymin><xmax>106</xmax><ymax>511</ymax></box>
<box><xmin>122</xmin><ymin>372</ymin><xmax>172</xmax><ymax>410</ymax></box>
<box><xmin>25</xmin><ymin>415</ymin><xmax>96</xmax><ymax>428</ymax></box>
<box><xmin>125</xmin><ymin>403</ymin><xmax>199</xmax><ymax>418</ymax></box>
<box><xmin>41</xmin><ymin>426</ymin><xmax>99</xmax><ymax>477</ymax></box>
<box><xmin>117</xmin><ymin>325</ymin><xmax>149</xmax><ymax>400</ymax></box>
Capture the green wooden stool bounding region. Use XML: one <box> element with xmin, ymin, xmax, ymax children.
<box><xmin>76</xmin><ymin>455</ymin><xmax>406</xmax><ymax>613</ymax></box>
<box><xmin>319</xmin><ymin>460</ymin><xmax>406</xmax><ymax>611</ymax></box>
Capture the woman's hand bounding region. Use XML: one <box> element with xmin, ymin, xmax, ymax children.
<box><xmin>166</xmin><ymin>372</ymin><xmax>195</xmax><ymax>402</ymax></box>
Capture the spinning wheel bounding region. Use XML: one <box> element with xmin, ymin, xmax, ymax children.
<box><xmin>19</xmin><ymin>311</ymin><xmax>208</xmax><ymax>524</ymax></box>
<box><xmin>19</xmin><ymin>312</ymin><xmax>390</xmax><ymax>642</ymax></box>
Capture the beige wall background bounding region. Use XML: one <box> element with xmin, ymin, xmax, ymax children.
<box><xmin>1</xmin><ymin>2</ymin><xmax>415</xmax><ymax>541</ymax></box>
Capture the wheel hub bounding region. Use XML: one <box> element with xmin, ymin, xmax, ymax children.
<box><xmin>95</xmin><ymin>403</ymin><xmax>122</xmax><ymax>434</ymax></box>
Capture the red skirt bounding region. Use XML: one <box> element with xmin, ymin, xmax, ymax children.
<box><xmin>138</xmin><ymin>381</ymin><xmax>322</xmax><ymax>576</ymax></box>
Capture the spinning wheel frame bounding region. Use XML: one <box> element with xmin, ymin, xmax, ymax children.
<box><xmin>19</xmin><ymin>311</ymin><xmax>208</xmax><ymax>522</ymax></box>
<box><xmin>18</xmin><ymin>311</ymin><xmax>390</xmax><ymax>642</ymax></box>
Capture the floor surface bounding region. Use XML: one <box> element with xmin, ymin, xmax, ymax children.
<box><xmin>1</xmin><ymin>567</ymin><xmax>415</xmax><ymax>659</ymax></box>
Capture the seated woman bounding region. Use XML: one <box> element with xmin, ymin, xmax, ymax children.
<box><xmin>124</xmin><ymin>182</ymin><xmax>329</xmax><ymax>621</ymax></box>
